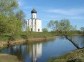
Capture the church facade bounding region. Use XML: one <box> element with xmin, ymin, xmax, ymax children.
<box><xmin>27</xmin><ymin>9</ymin><xmax>42</xmax><ymax>32</ymax></box>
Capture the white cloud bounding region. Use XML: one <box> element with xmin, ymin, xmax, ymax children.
<box><xmin>47</xmin><ymin>8</ymin><xmax>84</xmax><ymax>16</ymax></box>
<box><xmin>69</xmin><ymin>16</ymin><xmax>84</xmax><ymax>20</ymax></box>
<box><xmin>47</xmin><ymin>15</ymin><xmax>84</xmax><ymax>21</ymax></box>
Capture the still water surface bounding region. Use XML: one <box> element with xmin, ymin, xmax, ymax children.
<box><xmin>0</xmin><ymin>36</ymin><xmax>84</xmax><ymax>62</ymax></box>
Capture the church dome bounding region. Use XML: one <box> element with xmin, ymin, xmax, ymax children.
<box><xmin>31</xmin><ymin>9</ymin><xmax>37</xmax><ymax>13</ymax></box>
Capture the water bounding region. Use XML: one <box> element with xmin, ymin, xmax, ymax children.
<box><xmin>0</xmin><ymin>36</ymin><xmax>84</xmax><ymax>62</ymax></box>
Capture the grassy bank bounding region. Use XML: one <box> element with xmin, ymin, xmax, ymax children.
<box><xmin>21</xmin><ymin>32</ymin><xmax>55</xmax><ymax>39</ymax></box>
<box><xmin>0</xmin><ymin>32</ymin><xmax>55</xmax><ymax>41</ymax></box>
<box><xmin>0</xmin><ymin>32</ymin><xmax>55</xmax><ymax>48</ymax></box>
<box><xmin>0</xmin><ymin>32</ymin><xmax>55</xmax><ymax>62</ymax></box>
<box><xmin>48</xmin><ymin>48</ymin><xmax>84</xmax><ymax>62</ymax></box>
<box><xmin>0</xmin><ymin>31</ymin><xmax>83</xmax><ymax>41</ymax></box>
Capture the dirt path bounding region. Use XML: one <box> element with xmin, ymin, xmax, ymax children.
<box><xmin>0</xmin><ymin>54</ymin><xmax>21</xmax><ymax>62</ymax></box>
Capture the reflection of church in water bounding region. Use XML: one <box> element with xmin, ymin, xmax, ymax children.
<box><xmin>28</xmin><ymin>43</ymin><xmax>42</xmax><ymax>62</ymax></box>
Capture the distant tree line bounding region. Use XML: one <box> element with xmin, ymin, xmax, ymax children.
<box><xmin>47</xmin><ymin>19</ymin><xmax>84</xmax><ymax>35</ymax></box>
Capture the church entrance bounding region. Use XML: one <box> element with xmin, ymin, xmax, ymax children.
<box><xmin>31</xmin><ymin>28</ymin><xmax>32</xmax><ymax>31</ymax></box>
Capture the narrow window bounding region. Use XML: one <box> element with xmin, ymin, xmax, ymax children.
<box><xmin>38</xmin><ymin>29</ymin><xmax>40</xmax><ymax>32</ymax></box>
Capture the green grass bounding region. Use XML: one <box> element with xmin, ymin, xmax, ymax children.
<box><xmin>48</xmin><ymin>48</ymin><xmax>84</xmax><ymax>62</ymax></box>
<box><xmin>0</xmin><ymin>32</ymin><xmax>55</xmax><ymax>41</ymax></box>
<box><xmin>0</xmin><ymin>34</ymin><xmax>22</xmax><ymax>41</ymax></box>
<box><xmin>0</xmin><ymin>31</ymin><xmax>83</xmax><ymax>41</ymax></box>
<box><xmin>21</xmin><ymin>32</ymin><xmax>55</xmax><ymax>39</ymax></box>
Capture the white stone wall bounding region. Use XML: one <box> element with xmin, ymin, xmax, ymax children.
<box><xmin>27</xmin><ymin>19</ymin><xmax>32</xmax><ymax>31</ymax></box>
<box><xmin>36</xmin><ymin>19</ymin><xmax>42</xmax><ymax>32</ymax></box>
<box><xmin>32</xmin><ymin>13</ymin><xmax>37</xmax><ymax>19</ymax></box>
<box><xmin>27</xmin><ymin>19</ymin><xmax>42</xmax><ymax>32</ymax></box>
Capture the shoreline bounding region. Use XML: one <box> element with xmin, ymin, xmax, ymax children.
<box><xmin>0</xmin><ymin>36</ymin><xmax>55</xmax><ymax>62</ymax></box>
<box><xmin>0</xmin><ymin>37</ymin><xmax>55</xmax><ymax>48</ymax></box>
<box><xmin>48</xmin><ymin>48</ymin><xmax>84</xmax><ymax>62</ymax></box>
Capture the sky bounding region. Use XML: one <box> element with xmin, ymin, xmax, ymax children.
<box><xmin>18</xmin><ymin>0</ymin><xmax>84</xmax><ymax>29</ymax></box>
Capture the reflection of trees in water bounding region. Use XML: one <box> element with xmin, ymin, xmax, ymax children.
<box><xmin>72</xmin><ymin>36</ymin><xmax>84</xmax><ymax>48</ymax></box>
<box><xmin>8</xmin><ymin>45</ymin><xmax>23</xmax><ymax>61</ymax></box>
<box><xmin>65</xmin><ymin>36</ymin><xmax>84</xmax><ymax>49</ymax></box>
<box><xmin>81</xmin><ymin>35</ymin><xmax>84</xmax><ymax>47</ymax></box>
<box><xmin>59</xmin><ymin>36</ymin><xmax>65</xmax><ymax>39</ymax></box>
<box><xmin>27</xmin><ymin>43</ymin><xmax>42</xmax><ymax>62</ymax></box>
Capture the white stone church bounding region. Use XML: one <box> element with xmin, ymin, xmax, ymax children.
<box><xmin>26</xmin><ymin>9</ymin><xmax>42</xmax><ymax>32</ymax></box>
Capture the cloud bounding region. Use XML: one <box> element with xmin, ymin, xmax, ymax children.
<box><xmin>47</xmin><ymin>15</ymin><xmax>84</xmax><ymax>21</ymax></box>
<box><xmin>47</xmin><ymin>8</ymin><xmax>84</xmax><ymax>16</ymax></box>
<box><xmin>44</xmin><ymin>8</ymin><xmax>84</xmax><ymax>20</ymax></box>
<box><xmin>69</xmin><ymin>16</ymin><xmax>84</xmax><ymax>20</ymax></box>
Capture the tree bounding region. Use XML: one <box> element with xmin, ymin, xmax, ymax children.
<box><xmin>57</xmin><ymin>19</ymin><xmax>72</xmax><ymax>31</ymax></box>
<box><xmin>48</xmin><ymin>20</ymin><xmax>58</xmax><ymax>31</ymax></box>
<box><xmin>80</xmin><ymin>27</ymin><xmax>84</xmax><ymax>32</ymax></box>
<box><xmin>0</xmin><ymin>0</ymin><xmax>18</xmax><ymax>15</ymax></box>
<box><xmin>15</xmin><ymin>10</ymin><xmax>25</xmax><ymax>21</ymax></box>
<box><xmin>0</xmin><ymin>0</ymin><xmax>24</xmax><ymax>36</ymax></box>
<box><xmin>42</xmin><ymin>28</ymin><xmax>48</xmax><ymax>32</ymax></box>
<box><xmin>0</xmin><ymin>15</ymin><xmax>7</xmax><ymax>34</ymax></box>
<box><xmin>48</xmin><ymin>19</ymin><xmax>73</xmax><ymax>31</ymax></box>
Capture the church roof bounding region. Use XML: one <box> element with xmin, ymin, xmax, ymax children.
<box><xmin>31</xmin><ymin>9</ymin><xmax>37</xmax><ymax>13</ymax></box>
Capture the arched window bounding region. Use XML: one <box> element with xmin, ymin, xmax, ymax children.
<box><xmin>38</xmin><ymin>29</ymin><xmax>40</xmax><ymax>32</ymax></box>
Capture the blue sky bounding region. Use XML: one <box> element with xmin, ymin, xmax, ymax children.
<box><xmin>18</xmin><ymin>0</ymin><xmax>84</xmax><ymax>29</ymax></box>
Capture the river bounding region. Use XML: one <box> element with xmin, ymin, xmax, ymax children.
<box><xmin>0</xmin><ymin>36</ymin><xmax>84</xmax><ymax>62</ymax></box>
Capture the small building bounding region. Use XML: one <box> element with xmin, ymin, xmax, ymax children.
<box><xmin>27</xmin><ymin>9</ymin><xmax>42</xmax><ymax>32</ymax></box>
